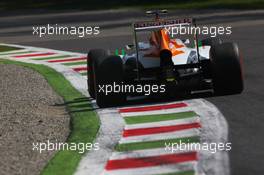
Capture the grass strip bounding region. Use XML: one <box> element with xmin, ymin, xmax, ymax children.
<box><xmin>0</xmin><ymin>50</ymin><xmax>35</xmax><ymax>56</ymax></box>
<box><xmin>124</xmin><ymin>111</ymin><xmax>197</xmax><ymax>125</ymax></box>
<box><xmin>0</xmin><ymin>51</ymin><xmax>34</xmax><ymax>56</ymax></box>
<box><xmin>63</xmin><ymin>61</ymin><xmax>87</xmax><ymax>66</ymax></box>
<box><xmin>115</xmin><ymin>136</ymin><xmax>199</xmax><ymax>152</ymax></box>
<box><xmin>32</xmin><ymin>55</ymin><xmax>72</xmax><ymax>60</ymax></box>
<box><xmin>0</xmin><ymin>59</ymin><xmax>99</xmax><ymax>175</ymax></box>
<box><xmin>156</xmin><ymin>170</ymin><xmax>195</xmax><ymax>175</ymax></box>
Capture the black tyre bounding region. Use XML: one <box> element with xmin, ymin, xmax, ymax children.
<box><xmin>87</xmin><ymin>49</ymin><xmax>108</xmax><ymax>98</ymax></box>
<box><xmin>93</xmin><ymin>54</ymin><xmax>126</xmax><ymax>107</ymax></box>
<box><xmin>201</xmin><ymin>37</ymin><xmax>222</xmax><ymax>46</ymax></box>
<box><xmin>210</xmin><ymin>42</ymin><xmax>244</xmax><ymax>95</ymax></box>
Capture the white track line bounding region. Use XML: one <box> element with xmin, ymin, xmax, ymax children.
<box><xmin>119</xmin><ymin>128</ymin><xmax>200</xmax><ymax>144</ymax></box>
<box><xmin>67</xmin><ymin>64</ymin><xmax>87</xmax><ymax>69</ymax></box>
<box><xmin>103</xmin><ymin>161</ymin><xmax>197</xmax><ymax>175</ymax></box>
<box><xmin>110</xmin><ymin>148</ymin><xmax>190</xmax><ymax>160</ymax></box>
<box><xmin>185</xmin><ymin>99</ymin><xmax>230</xmax><ymax>175</ymax></box>
<box><xmin>125</xmin><ymin>116</ymin><xmax>200</xmax><ymax>130</ymax></box>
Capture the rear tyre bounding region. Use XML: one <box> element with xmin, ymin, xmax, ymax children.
<box><xmin>210</xmin><ymin>42</ymin><xmax>244</xmax><ymax>95</ymax></box>
<box><xmin>93</xmin><ymin>55</ymin><xmax>126</xmax><ymax>107</ymax></box>
<box><xmin>87</xmin><ymin>49</ymin><xmax>108</xmax><ymax>98</ymax></box>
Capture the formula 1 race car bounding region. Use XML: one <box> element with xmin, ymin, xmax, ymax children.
<box><xmin>87</xmin><ymin>10</ymin><xmax>244</xmax><ymax>107</ymax></box>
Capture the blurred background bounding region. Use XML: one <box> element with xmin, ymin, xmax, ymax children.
<box><xmin>0</xmin><ymin>1</ymin><xmax>264</xmax><ymax>175</ymax></box>
<box><xmin>0</xmin><ymin>0</ymin><xmax>264</xmax><ymax>12</ymax></box>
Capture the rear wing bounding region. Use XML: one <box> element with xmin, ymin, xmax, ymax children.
<box><xmin>133</xmin><ymin>18</ymin><xmax>194</xmax><ymax>31</ymax></box>
<box><xmin>132</xmin><ymin>17</ymin><xmax>199</xmax><ymax>80</ymax></box>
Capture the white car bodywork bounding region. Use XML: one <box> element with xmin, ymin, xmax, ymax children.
<box><xmin>123</xmin><ymin>38</ymin><xmax>210</xmax><ymax>69</ymax></box>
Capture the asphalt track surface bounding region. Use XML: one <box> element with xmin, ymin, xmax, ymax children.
<box><xmin>1</xmin><ymin>9</ymin><xmax>264</xmax><ymax>175</ymax></box>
